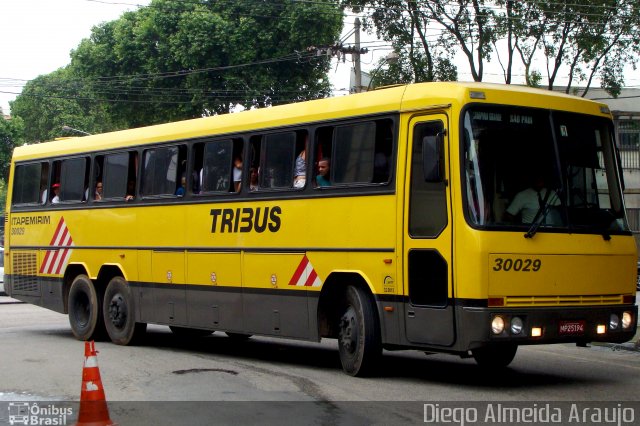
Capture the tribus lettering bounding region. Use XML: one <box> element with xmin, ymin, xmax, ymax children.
<box><xmin>210</xmin><ymin>207</ymin><xmax>281</xmax><ymax>233</ymax></box>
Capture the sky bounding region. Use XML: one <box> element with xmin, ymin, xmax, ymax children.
<box><xmin>0</xmin><ymin>0</ymin><xmax>151</xmax><ymax>114</ymax></box>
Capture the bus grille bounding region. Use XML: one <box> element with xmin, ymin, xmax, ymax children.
<box><xmin>12</xmin><ymin>251</ymin><xmax>39</xmax><ymax>294</ymax></box>
<box><xmin>504</xmin><ymin>294</ymin><xmax>623</xmax><ymax>307</ymax></box>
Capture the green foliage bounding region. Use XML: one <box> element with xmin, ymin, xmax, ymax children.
<box><xmin>0</xmin><ymin>116</ymin><xmax>25</xmax><ymax>181</ymax></box>
<box><xmin>12</xmin><ymin>0</ymin><xmax>344</xmax><ymax>142</ymax></box>
<box><xmin>346</xmin><ymin>0</ymin><xmax>640</xmax><ymax>96</ymax></box>
<box><xmin>69</xmin><ymin>0</ymin><xmax>343</xmax><ymax>125</ymax></box>
<box><xmin>367</xmin><ymin>50</ymin><xmax>457</xmax><ymax>90</ymax></box>
<box><xmin>0</xmin><ymin>179</ymin><xmax>6</xmax><ymax>218</ymax></box>
<box><xmin>0</xmin><ymin>117</ymin><xmax>25</xmax><ymax>215</ymax></box>
<box><xmin>10</xmin><ymin>68</ymin><xmax>114</xmax><ymax>142</ymax></box>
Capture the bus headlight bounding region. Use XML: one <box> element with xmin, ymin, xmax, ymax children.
<box><xmin>622</xmin><ymin>312</ymin><xmax>633</xmax><ymax>330</ymax></box>
<box><xmin>491</xmin><ymin>315</ymin><xmax>505</xmax><ymax>335</ymax></box>
<box><xmin>510</xmin><ymin>317</ymin><xmax>524</xmax><ymax>335</ymax></box>
<box><xmin>609</xmin><ymin>314</ymin><xmax>619</xmax><ymax>330</ymax></box>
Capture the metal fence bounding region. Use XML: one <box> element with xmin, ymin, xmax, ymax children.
<box><xmin>627</xmin><ymin>208</ymin><xmax>640</xmax><ymax>233</ymax></box>
<box><xmin>617</xmin><ymin>119</ymin><xmax>640</xmax><ymax>170</ymax></box>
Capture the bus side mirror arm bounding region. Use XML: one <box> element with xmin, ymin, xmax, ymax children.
<box><xmin>422</xmin><ymin>131</ymin><xmax>445</xmax><ymax>183</ymax></box>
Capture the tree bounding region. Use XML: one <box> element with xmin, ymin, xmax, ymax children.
<box><xmin>0</xmin><ymin>116</ymin><xmax>25</xmax><ymax>181</ymax></box>
<box><xmin>10</xmin><ymin>68</ymin><xmax>114</xmax><ymax>142</ymax></box>
<box><xmin>12</xmin><ymin>0</ymin><xmax>343</xmax><ymax>141</ymax></box>
<box><xmin>69</xmin><ymin>0</ymin><xmax>343</xmax><ymax>127</ymax></box>
<box><xmin>346</xmin><ymin>0</ymin><xmax>498</xmax><ymax>83</ymax></box>
<box><xmin>348</xmin><ymin>0</ymin><xmax>640</xmax><ymax>96</ymax></box>
<box><xmin>0</xmin><ymin>116</ymin><xmax>25</xmax><ymax>216</ymax></box>
<box><xmin>534</xmin><ymin>0</ymin><xmax>640</xmax><ymax>97</ymax></box>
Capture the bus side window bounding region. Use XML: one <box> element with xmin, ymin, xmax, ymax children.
<box><xmin>249</xmin><ymin>136</ymin><xmax>261</xmax><ymax>191</ymax></box>
<box><xmin>192</xmin><ymin>143</ymin><xmax>204</xmax><ymax>194</ymax></box>
<box><xmin>11</xmin><ymin>162</ymin><xmax>48</xmax><ymax>206</ymax></box>
<box><xmin>329</xmin><ymin>119</ymin><xmax>393</xmax><ymax>186</ymax></box>
<box><xmin>201</xmin><ymin>140</ymin><xmax>232</xmax><ymax>193</ymax></box>
<box><xmin>196</xmin><ymin>138</ymin><xmax>244</xmax><ymax>194</ymax></box>
<box><xmin>333</xmin><ymin>122</ymin><xmax>376</xmax><ymax>184</ymax></box>
<box><xmin>93</xmin><ymin>155</ymin><xmax>104</xmax><ymax>201</ymax></box>
<box><xmin>100</xmin><ymin>152</ymin><xmax>130</xmax><ymax>200</ymax></box>
<box><xmin>373</xmin><ymin>119</ymin><xmax>393</xmax><ymax>183</ymax></box>
<box><xmin>314</xmin><ymin>127</ymin><xmax>333</xmax><ymax>188</ymax></box>
<box><xmin>39</xmin><ymin>162</ymin><xmax>49</xmax><ymax>204</ymax></box>
<box><xmin>261</xmin><ymin>131</ymin><xmax>297</xmax><ymax>189</ymax></box>
<box><xmin>141</xmin><ymin>145</ymin><xmax>185</xmax><ymax>197</ymax></box>
<box><xmin>53</xmin><ymin>157</ymin><xmax>90</xmax><ymax>203</ymax></box>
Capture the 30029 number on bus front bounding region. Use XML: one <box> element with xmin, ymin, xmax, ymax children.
<box><xmin>492</xmin><ymin>258</ymin><xmax>542</xmax><ymax>272</ymax></box>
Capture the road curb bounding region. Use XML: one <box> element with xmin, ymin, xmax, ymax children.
<box><xmin>0</xmin><ymin>296</ymin><xmax>25</xmax><ymax>305</ymax></box>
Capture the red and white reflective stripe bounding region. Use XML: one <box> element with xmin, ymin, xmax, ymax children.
<box><xmin>40</xmin><ymin>218</ymin><xmax>74</xmax><ymax>274</ymax></box>
<box><xmin>84</xmin><ymin>356</ymin><xmax>98</xmax><ymax>368</ymax></box>
<box><xmin>289</xmin><ymin>255</ymin><xmax>322</xmax><ymax>287</ymax></box>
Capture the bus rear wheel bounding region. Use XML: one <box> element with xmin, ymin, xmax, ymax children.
<box><xmin>337</xmin><ymin>286</ymin><xmax>381</xmax><ymax>377</ymax></box>
<box><xmin>103</xmin><ymin>276</ymin><xmax>146</xmax><ymax>345</ymax></box>
<box><xmin>472</xmin><ymin>344</ymin><xmax>518</xmax><ymax>368</ymax></box>
<box><xmin>68</xmin><ymin>275</ymin><xmax>105</xmax><ymax>341</ymax></box>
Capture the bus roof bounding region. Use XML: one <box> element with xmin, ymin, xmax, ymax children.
<box><xmin>13</xmin><ymin>82</ymin><xmax>610</xmax><ymax>161</ymax></box>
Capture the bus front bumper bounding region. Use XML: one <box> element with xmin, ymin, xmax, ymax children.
<box><xmin>459</xmin><ymin>304</ymin><xmax>638</xmax><ymax>349</ymax></box>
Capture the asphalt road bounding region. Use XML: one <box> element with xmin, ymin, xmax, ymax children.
<box><xmin>1</xmin><ymin>297</ymin><xmax>639</xmax><ymax>425</ymax></box>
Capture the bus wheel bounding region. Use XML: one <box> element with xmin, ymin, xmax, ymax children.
<box><xmin>337</xmin><ymin>286</ymin><xmax>381</xmax><ymax>377</ymax></box>
<box><xmin>472</xmin><ymin>344</ymin><xmax>518</xmax><ymax>368</ymax></box>
<box><xmin>68</xmin><ymin>275</ymin><xmax>105</xmax><ymax>341</ymax></box>
<box><xmin>169</xmin><ymin>326</ymin><xmax>213</xmax><ymax>338</ymax></box>
<box><xmin>225</xmin><ymin>332</ymin><xmax>252</xmax><ymax>340</ymax></box>
<box><xmin>103</xmin><ymin>276</ymin><xmax>146</xmax><ymax>345</ymax></box>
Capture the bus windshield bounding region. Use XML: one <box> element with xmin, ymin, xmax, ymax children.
<box><xmin>463</xmin><ymin>105</ymin><xmax>629</xmax><ymax>235</ymax></box>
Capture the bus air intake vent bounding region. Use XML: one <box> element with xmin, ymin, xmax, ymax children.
<box><xmin>12</xmin><ymin>251</ymin><xmax>39</xmax><ymax>294</ymax></box>
<box><xmin>504</xmin><ymin>294</ymin><xmax>623</xmax><ymax>307</ymax></box>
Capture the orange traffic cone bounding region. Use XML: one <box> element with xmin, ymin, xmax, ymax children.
<box><xmin>75</xmin><ymin>341</ymin><xmax>114</xmax><ymax>426</ymax></box>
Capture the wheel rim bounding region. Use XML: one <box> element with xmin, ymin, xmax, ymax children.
<box><xmin>73</xmin><ymin>291</ymin><xmax>90</xmax><ymax>327</ymax></box>
<box><xmin>339</xmin><ymin>306</ymin><xmax>358</xmax><ymax>355</ymax></box>
<box><xmin>108</xmin><ymin>293</ymin><xmax>127</xmax><ymax>329</ymax></box>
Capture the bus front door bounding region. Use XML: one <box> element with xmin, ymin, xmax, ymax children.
<box><xmin>403</xmin><ymin>115</ymin><xmax>455</xmax><ymax>346</ymax></box>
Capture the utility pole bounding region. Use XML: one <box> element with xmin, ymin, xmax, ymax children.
<box><xmin>306</xmin><ymin>18</ymin><xmax>368</xmax><ymax>94</ymax></box>
<box><xmin>354</xmin><ymin>18</ymin><xmax>362</xmax><ymax>93</ymax></box>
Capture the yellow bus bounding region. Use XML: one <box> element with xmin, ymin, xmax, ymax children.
<box><xmin>5</xmin><ymin>82</ymin><xmax>637</xmax><ymax>376</ymax></box>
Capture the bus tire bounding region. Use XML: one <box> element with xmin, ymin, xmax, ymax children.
<box><xmin>169</xmin><ymin>326</ymin><xmax>213</xmax><ymax>338</ymax></box>
<box><xmin>337</xmin><ymin>285</ymin><xmax>381</xmax><ymax>377</ymax></box>
<box><xmin>68</xmin><ymin>275</ymin><xmax>105</xmax><ymax>341</ymax></box>
<box><xmin>103</xmin><ymin>276</ymin><xmax>146</xmax><ymax>345</ymax></box>
<box><xmin>472</xmin><ymin>344</ymin><xmax>518</xmax><ymax>368</ymax></box>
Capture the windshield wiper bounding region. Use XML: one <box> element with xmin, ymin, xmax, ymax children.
<box><xmin>524</xmin><ymin>189</ymin><xmax>559</xmax><ymax>239</ymax></box>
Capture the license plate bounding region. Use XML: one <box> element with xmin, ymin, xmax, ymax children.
<box><xmin>559</xmin><ymin>320</ymin><xmax>585</xmax><ymax>335</ymax></box>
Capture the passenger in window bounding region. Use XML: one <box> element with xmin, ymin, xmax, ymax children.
<box><xmin>233</xmin><ymin>156</ymin><xmax>243</xmax><ymax>192</ymax></box>
<box><xmin>294</xmin><ymin>146</ymin><xmax>307</xmax><ymax>188</ymax></box>
<box><xmin>249</xmin><ymin>167</ymin><xmax>259</xmax><ymax>191</ymax></box>
<box><xmin>175</xmin><ymin>176</ymin><xmax>186</xmax><ymax>197</ymax></box>
<box><xmin>51</xmin><ymin>183</ymin><xmax>61</xmax><ymax>204</ymax></box>
<box><xmin>316</xmin><ymin>158</ymin><xmax>331</xmax><ymax>187</ymax></box>
<box><xmin>94</xmin><ymin>181</ymin><xmax>103</xmax><ymax>201</ymax></box>
<box><xmin>41</xmin><ymin>185</ymin><xmax>48</xmax><ymax>204</ymax></box>
<box><xmin>125</xmin><ymin>181</ymin><xmax>135</xmax><ymax>201</ymax></box>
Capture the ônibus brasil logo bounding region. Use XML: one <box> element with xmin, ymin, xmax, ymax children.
<box><xmin>8</xmin><ymin>402</ymin><xmax>73</xmax><ymax>425</ymax></box>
